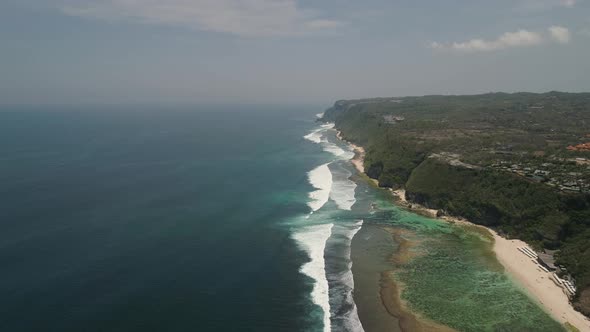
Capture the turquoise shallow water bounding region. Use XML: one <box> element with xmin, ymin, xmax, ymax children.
<box><xmin>359</xmin><ymin>191</ymin><xmax>565</xmax><ymax>331</ymax></box>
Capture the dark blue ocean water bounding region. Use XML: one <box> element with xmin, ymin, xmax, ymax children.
<box><xmin>0</xmin><ymin>106</ymin><xmax>335</xmax><ymax>331</ymax></box>
<box><xmin>1</xmin><ymin>106</ymin><xmax>563</xmax><ymax>332</ymax></box>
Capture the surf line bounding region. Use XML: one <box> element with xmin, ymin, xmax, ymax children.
<box><xmin>307</xmin><ymin>162</ymin><xmax>333</xmax><ymax>216</ymax></box>
<box><xmin>292</xmin><ymin>223</ymin><xmax>334</xmax><ymax>332</ymax></box>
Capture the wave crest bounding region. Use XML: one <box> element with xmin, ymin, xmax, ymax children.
<box><xmin>292</xmin><ymin>224</ymin><xmax>334</xmax><ymax>332</ymax></box>
<box><xmin>307</xmin><ymin>163</ymin><xmax>333</xmax><ymax>212</ymax></box>
<box><xmin>330</xmin><ymin>165</ymin><xmax>357</xmax><ymax>211</ymax></box>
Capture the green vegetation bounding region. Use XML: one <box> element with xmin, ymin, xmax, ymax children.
<box><xmin>323</xmin><ymin>92</ymin><xmax>590</xmax><ymax>316</ymax></box>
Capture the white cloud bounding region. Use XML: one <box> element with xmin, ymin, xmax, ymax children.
<box><xmin>431</xmin><ymin>29</ymin><xmax>543</xmax><ymax>53</ymax></box>
<box><xmin>431</xmin><ymin>26</ymin><xmax>573</xmax><ymax>53</ymax></box>
<box><xmin>60</xmin><ymin>0</ymin><xmax>343</xmax><ymax>37</ymax></box>
<box><xmin>560</xmin><ymin>0</ymin><xmax>577</xmax><ymax>7</ymax></box>
<box><xmin>305</xmin><ymin>19</ymin><xmax>345</xmax><ymax>30</ymax></box>
<box><xmin>549</xmin><ymin>25</ymin><xmax>571</xmax><ymax>43</ymax></box>
<box><xmin>518</xmin><ymin>0</ymin><xmax>578</xmax><ymax>11</ymax></box>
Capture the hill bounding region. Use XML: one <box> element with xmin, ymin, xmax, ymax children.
<box><xmin>323</xmin><ymin>92</ymin><xmax>590</xmax><ymax>316</ymax></box>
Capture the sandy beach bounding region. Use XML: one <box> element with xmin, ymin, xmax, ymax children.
<box><xmin>350</xmin><ymin>143</ymin><xmax>366</xmax><ymax>174</ymax></box>
<box><xmin>337</xmin><ymin>131</ymin><xmax>367</xmax><ymax>174</ymax></box>
<box><xmin>340</xmin><ymin>135</ymin><xmax>590</xmax><ymax>331</ymax></box>
<box><xmin>492</xmin><ymin>232</ymin><xmax>590</xmax><ymax>331</ymax></box>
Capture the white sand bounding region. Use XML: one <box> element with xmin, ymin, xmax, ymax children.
<box><xmin>336</xmin><ymin>131</ymin><xmax>365</xmax><ymax>174</ymax></box>
<box><xmin>392</xmin><ymin>189</ymin><xmax>407</xmax><ymax>203</ymax></box>
<box><xmin>492</xmin><ymin>231</ymin><xmax>590</xmax><ymax>331</ymax></box>
<box><xmin>349</xmin><ymin>144</ymin><xmax>365</xmax><ymax>174</ymax></box>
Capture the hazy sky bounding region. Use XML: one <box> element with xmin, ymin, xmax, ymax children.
<box><xmin>2</xmin><ymin>0</ymin><xmax>590</xmax><ymax>104</ymax></box>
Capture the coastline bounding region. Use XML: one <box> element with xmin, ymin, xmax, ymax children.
<box><xmin>341</xmin><ymin>133</ymin><xmax>590</xmax><ymax>332</ymax></box>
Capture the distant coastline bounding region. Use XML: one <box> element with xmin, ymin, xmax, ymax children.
<box><xmin>338</xmin><ymin>130</ymin><xmax>590</xmax><ymax>332</ymax></box>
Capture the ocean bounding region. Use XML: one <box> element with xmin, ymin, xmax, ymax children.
<box><xmin>0</xmin><ymin>105</ymin><xmax>563</xmax><ymax>332</ymax></box>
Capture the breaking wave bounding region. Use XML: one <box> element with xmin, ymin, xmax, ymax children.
<box><xmin>330</xmin><ymin>164</ymin><xmax>357</xmax><ymax>211</ymax></box>
<box><xmin>297</xmin><ymin>120</ymin><xmax>364</xmax><ymax>331</ymax></box>
<box><xmin>292</xmin><ymin>224</ymin><xmax>334</xmax><ymax>332</ymax></box>
<box><xmin>321</xmin><ymin>140</ymin><xmax>355</xmax><ymax>160</ymax></box>
<box><xmin>325</xmin><ymin>220</ymin><xmax>365</xmax><ymax>332</ymax></box>
<box><xmin>304</xmin><ymin>129</ymin><xmax>323</xmax><ymax>144</ymax></box>
<box><xmin>307</xmin><ymin>163</ymin><xmax>333</xmax><ymax>213</ymax></box>
<box><xmin>340</xmin><ymin>220</ymin><xmax>364</xmax><ymax>332</ymax></box>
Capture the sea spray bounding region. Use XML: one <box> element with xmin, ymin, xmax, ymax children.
<box><xmin>320</xmin><ymin>130</ymin><xmax>354</xmax><ymax>160</ymax></box>
<box><xmin>292</xmin><ymin>224</ymin><xmax>334</xmax><ymax>332</ymax></box>
<box><xmin>321</xmin><ymin>139</ymin><xmax>355</xmax><ymax>159</ymax></box>
<box><xmin>329</xmin><ymin>163</ymin><xmax>357</xmax><ymax>211</ymax></box>
<box><xmin>299</xmin><ymin>121</ymin><xmax>364</xmax><ymax>331</ymax></box>
<box><xmin>304</xmin><ymin>122</ymin><xmax>354</xmax><ymax>160</ymax></box>
<box><xmin>343</xmin><ymin>221</ymin><xmax>363</xmax><ymax>288</ymax></box>
<box><xmin>327</xmin><ymin>220</ymin><xmax>365</xmax><ymax>332</ymax></box>
<box><xmin>307</xmin><ymin>163</ymin><xmax>333</xmax><ymax>213</ymax></box>
<box><xmin>303</xmin><ymin>123</ymin><xmax>335</xmax><ymax>145</ymax></box>
<box><xmin>304</xmin><ymin>128</ymin><xmax>323</xmax><ymax>144</ymax></box>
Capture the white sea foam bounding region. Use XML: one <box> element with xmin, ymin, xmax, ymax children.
<box><xmin>321</xmin><ymin>140</ymin><xmax>355</xmax><ymax>160</ymax></box>
<box><xmin>342</xmin><ymin>220</ymin><xmax>364</xmax><ymax>332</ymax></box>
<box><xmin>307</xmin><ymin>163</ymin><xmax>333</xmax><ymax>212</ymax></box>
<box><xmin>323</xmin><ymin>221</ymin><xmax>364</xmax><ymax>332</ymax></box>
<box><xmin>330</xmin><ymin>166</ymin><xmax>357</xmax><ymax>211</ymax></box>
<box><xmin>321</xmin><ymin>140</ymin><xmax>346</xmax><ymax>157</ymax></box>
<box><xmin>304</xmin><ymin>129</ymin><xmax>323</xmax><ymax>144</ymax></box>
<box><xmin>304</xmin><ymin>123</ymin><xmax>334</xmax><ymax>144</ymax></box>
<box><xmin>342</xmin><ymin>220</ymin><xmax>363</xmax><ymax>286</ymax></box>
<box><xmin>304</xmin><ymin>123</ymin><xmax>355</xmax><ymax>160</ymax></box>
<box><xmin>292</xmin><ymin>224</ymin><xmax>334</xmax><ymax>332</ymax></box>
<box><xmin>316</xmin><ymin>112</ymin><xmax>325</xmax><ymax>119</ymax></box>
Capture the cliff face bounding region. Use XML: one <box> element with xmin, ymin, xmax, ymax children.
<box><xmin>405</xmin><ymin>158</ymin><xmax>546</xmax><ymax>230</ymax></box>
<box><xmin>409</xmin><ymin>156</ymin><xmax>582</xmax><ymax>241</ymax></box>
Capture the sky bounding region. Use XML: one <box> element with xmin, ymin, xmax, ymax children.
<box><xmin>1</xmin><ymin>0</ymin><xmax>590</xmax><ymax>105</ymax></box>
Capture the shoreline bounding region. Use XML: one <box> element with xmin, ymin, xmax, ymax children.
<box><xmin>492</xmin><ymin>231</ymin><xmax>590</xmax><ymax>331</ymax></box>
<box><xmin>337</xmin><ymin>132</ymin><xmax>365</xmax><ymax>174</ymax></box>
<box><xmin>339</xmin><ymin>132</ymin><xmax>590</xmax><ymax>331</ymax></box>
